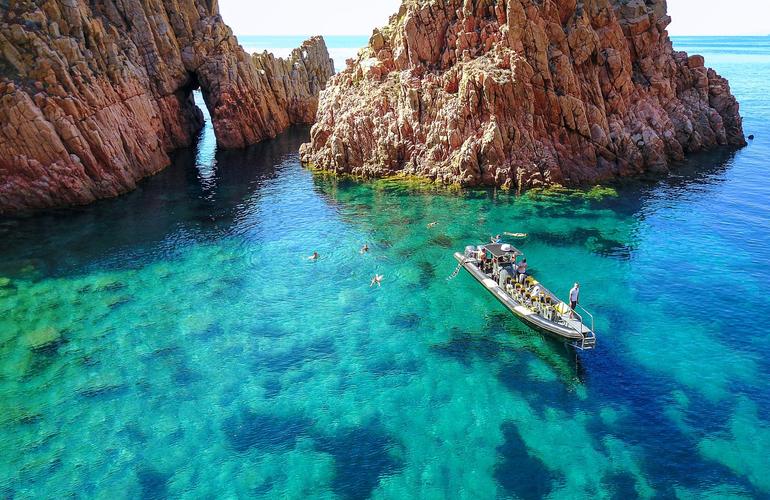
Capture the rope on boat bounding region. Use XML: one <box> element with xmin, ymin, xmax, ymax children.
<box><xmin>447</xmin><ymin>259</ymin><xmax>467</xmax><ymax>281</ymax></box>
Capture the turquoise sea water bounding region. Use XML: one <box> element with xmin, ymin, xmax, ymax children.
<box><xmin>238</xmin><ymin>35</ymin><xmax>369</xmax><ymax>72</ymax></box>
<box><xmin>1</xmin><ymin>37</ymin><xmax>769</xmax><ymax>498</ymax></box>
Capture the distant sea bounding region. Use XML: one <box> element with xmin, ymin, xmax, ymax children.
<box><xmin>237</xmin><ymin>35</ymin><xmax>369</xmax><ymax>72</ymax></box>
<box><xmin>237</xmin><ymin>34</ymin><xmax>770</xmax><ymax>76</ymax></box>
<box><xmin>1</xmin><ymin>36</ymin><xmax>769</xmax><ymax>498</ymax></box>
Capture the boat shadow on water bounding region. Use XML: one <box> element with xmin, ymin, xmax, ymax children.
<box><xmin>431</xmin><ymin>311</ymin><xmax>586</xmax><ymax>385</ymax></box>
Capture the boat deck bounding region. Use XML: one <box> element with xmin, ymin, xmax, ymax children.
<box><xmin>453</xmin><ymin>251</ymin><xmax>596</xmax><ymax>350</ymax></box>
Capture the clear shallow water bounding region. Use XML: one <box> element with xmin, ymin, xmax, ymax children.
<box><xmin>1</xmin><ymin>38</ymin><xmax>769</xmax><ymax>498</ymax></box>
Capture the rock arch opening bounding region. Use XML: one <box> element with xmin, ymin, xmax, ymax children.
<box><xmin>0</xmin><ymin>0</ymin><xmax>335</xmax><ymax>214</ymax></box>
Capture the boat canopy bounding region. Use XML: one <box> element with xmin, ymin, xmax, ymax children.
<box><xmin>483</xmin><ymin>243</ymin><xmax>523</xmax><ymax>258</ymax></box>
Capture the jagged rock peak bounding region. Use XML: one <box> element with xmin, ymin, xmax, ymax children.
<box><xmin>300</xmin><ymin>0</ymin><xmax>745</xmax><ymax>189</ymax></box>
<box><xmin>0</xmin><ymin>0</ymin><xmax>334</xmax><ymax>214</ymax></box>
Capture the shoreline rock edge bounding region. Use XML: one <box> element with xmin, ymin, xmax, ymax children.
<box><xmin>300</xmin><ymin>0</ymin><xmax>746</xmax><ymax>190</ymax></box>
<box><xmin>0</xmin><ymin>2</ymin><xmax>334</xmax><ymax>214</ymax></box>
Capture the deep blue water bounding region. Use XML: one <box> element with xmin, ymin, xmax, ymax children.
<box><xmin>0</xmin><ymin>37</ymin><xmax>768</xmax><ymax>498</ymax></box>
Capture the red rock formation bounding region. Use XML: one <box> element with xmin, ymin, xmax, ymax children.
<box><xmin>0</xmin><ymin>1</ymin><xmax>333</xmax><ymax>214</ymax></box>
<box><xmin>301</xmin><ymin>0</ymin><xmax>745</xmax><ymax>190</ymax></box>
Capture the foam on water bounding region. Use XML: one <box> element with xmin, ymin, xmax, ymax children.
<box><xmin>0</xmin><ymin>37</ymin><xmax>769</xmax><ymax>498</ymax></box>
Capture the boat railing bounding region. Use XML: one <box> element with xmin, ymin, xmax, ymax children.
<box><xmin>577</xmin><ymin>305</ymin><xmax>594</xmax><ymax>335</ymax></box>
<box><xmin>559</xmin><ymin>304</ymin><xmax>596</xmax><ymax>350</ymax></box>
<box><xmin>576</xmin><ymin>305</ymin><xmax>596</xmax><ymax>350</ymax></box>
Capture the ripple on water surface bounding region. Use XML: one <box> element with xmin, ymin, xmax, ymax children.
<box><xmin>2</xmin><ymin>37</ymin><xmax>770</xmax><ymax>498</ymax></box>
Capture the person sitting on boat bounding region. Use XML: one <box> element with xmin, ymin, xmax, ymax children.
<box><xmin>478</xmin><ymin>249</ymin><xmax>488</xmax><ymax>268</ymax></box>
<box><xmin>569</xmin><ymin>283</ymin><xmax>580</xmax><ymax>319</ymax></box>
<box><xmin>517</xmin><ymin>258</ymin><xmax>528</xmax><ymax>283</ymax></box>
<box><xmin>491</xmin><ymin>234</ymin><xmax>502</xmax><ymax>244</ymax></box>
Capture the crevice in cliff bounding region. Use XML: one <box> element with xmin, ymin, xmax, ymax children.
<box><xmin>0</xmin><ymin>0</ymin><xmax>334</xmax><ymax>213</ymax></box>
<box><xmin>179</xmin><ymin>71</ymin><xmax>215</xmax><ymax>148</ymax></box>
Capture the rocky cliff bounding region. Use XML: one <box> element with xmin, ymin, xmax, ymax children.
<box><xmin>300</xmin><ymin>0</ymin><xmax>745</xmax><ymax>189</ymax></box>
<box><xmin>0</xmin><ymin>0</ymin><xmax>333</xmax><ymax>214</ymax></box>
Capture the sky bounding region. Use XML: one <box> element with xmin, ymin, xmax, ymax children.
<box><xmin>219</xmin><ymin>0</ymin><xmax>770</xmax><ymax>37</ymax></box>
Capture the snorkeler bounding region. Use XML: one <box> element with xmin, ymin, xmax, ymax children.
<box><xmin>360</xmin><ymin>243</ymin><xmax>369</xmax><ymax>254</ymax></box>
<box><xmin>370</xmin><ymin>274</ymin><xmax>383</xmax><ymax>287</ymax></box>
<box><xmin>308</xmin><ymin>251</ymin><xmax>319</xmax><ymax>261</ymax></box>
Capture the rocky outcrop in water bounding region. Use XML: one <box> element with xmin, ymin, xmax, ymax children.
<box><xmin>300</xmin><ymin>0</ymin><xmax>746</xmax><ymax>189</ymax></box>
<box><xmin>0</xmin><ymin>1</ymin><xmax>333</xmax><ymax>214</ymax></box>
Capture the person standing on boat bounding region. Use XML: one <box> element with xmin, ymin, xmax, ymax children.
<box><xmin>569</xmin><ymin>283</ymin><xmax>580</xmax><ymax>319</ymax></box>
<box><xmin>517</xmin><ymin>258</ymin><xmax>528</xmax><ymax>283</ymax></box>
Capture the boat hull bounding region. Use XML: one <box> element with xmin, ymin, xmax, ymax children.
<box><xmin>453</xmin><ymin>252</ymin><xmax>590</xmax><ymax>347</ymax></box>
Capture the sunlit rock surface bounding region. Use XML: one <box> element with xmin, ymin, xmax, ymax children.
<box><xmin>0</xmin><ymin>1</ymin><xmax>333</xmax><ymax>214</ymax></box>
<box><xmin>301</xmin><ymin>0</ymin><xmax>746</xmax><ymax>189</ymax></box>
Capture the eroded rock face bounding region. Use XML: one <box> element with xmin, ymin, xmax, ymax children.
<box><xmin>301</xmin><ymin>0</ymin><xmax>745</xmax><ymax>189</ymax></box>
<box><xmin>0</xmin><ymin>1</ymin><xmax>333</xmax><ymax>214</ymax></box>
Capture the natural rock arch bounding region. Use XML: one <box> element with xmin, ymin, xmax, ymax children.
<box><xmin>0</xmin><ymin>0</ymin><xmax>333</xmax><ymax>214</ymax></box>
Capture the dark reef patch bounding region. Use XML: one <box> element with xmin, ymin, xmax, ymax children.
<box><xmin>193</xmin><ymin>322</ymin><xmax>225</xmax><ymax>341</ymax></box>
<box><xmin>223</xmin><ymin>408</ymin><xmax>313</xmax><ymax>453</ymax></box>
<box><xmin>495</xmin><ymin>422</ymin><xmax>559</xmax><ymax>498</ymax></box>
<box><xmin>496</xmin><ymin>356</ymin><xmax>578</xmax><ymax>417</ymax></box>
<box><xmin>263</xmin><ymin>377</ymin><xmax>282</xmax><ymax>398</ymax></box>
<box><xmin>253</xmin><ymin>336</ymin><xmax>336</xmax><ymax>373</ymax></box>
<box><xmin>107</xmin><ymin>296</ymin><xmax>132</xmax><ymax>310</ymax></box>
<box><xmin>250</xmin><ymin>324</ymin><xmax>290</xmax><ymax>339</ymax></box>
<box><xmin>603</xmin><ymin>472</ymin><xmax>638</xmax><ymax>500</ymax></box>
<box><xmin>136</xmin><ymin>466</ymin><xmax>170</xmax><ymax>500</ymax></box>
<box><xmin>78</xmin><ymin>383</ymin><xmax>128</xmax><ymax>400</ymax></box>
<box><xmin>431</xmin><ymin>326</ymin><xmax>502</xmax><ymax>366</ymax></box>
<box><xmin>417</xmin><ymin>260</ymin><xmax>437</xmax><ymax>287</ymax></box>
<box><xmin>396</xmin><ymin>246</ymin><xmax>420</xmax><ymax>258</ymax></box>
<box><xmin>429</xmin><ymin>234</ymin><xmax>454</xmax><ymax>248</ymax></box>
<box><xmin>389</xmin><ymin>312</ymin><xmax>421</xmax><ymax>329</ymax></box>
<box><xmin>533</xmin><ymin>228</ymin><xmax>633</xmax><ymax>260</ymax></box>
<box><xmin>315</xmin><ymin>424</ymin><xmax>403</xmax><ymax>500</ymax></box>
<box><xmin>99</xmin><ymin>281</ymin><xmax>127</xmax><ymax>292</ymax></box>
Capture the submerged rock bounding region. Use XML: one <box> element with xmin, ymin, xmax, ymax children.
<box><xmin>22</xmin><ymin>327</ymin><xmax>62</xmax><ymax>350</ymax></box>
<box><xmin>301</xmin><ymin>0</ymin><xmax>746</xmax><ymax>190</ymax></box>
<box><xmin>0</xmin><ymin>2</ymin><xmax>334</xmax><ymax>214</ymax></box>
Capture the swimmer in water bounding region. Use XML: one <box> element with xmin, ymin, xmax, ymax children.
<box><xmin>370</xmin><ymin>274</ymin><xmax>383</xmax><ymax>287</ymax></box>
<box><xmin>427</xmin><ymin>222</ymin><xmax>439</xmax><ymax>228</ymax></box>
<box><xmin>360</xmin><ymin>243</ymin><xmax>369</xmax><ymax>254</ymax></box>
<box><xmin>308</xmin><ymin>251</ymin><xmax>319</xmax><ymax>261</ymax></box>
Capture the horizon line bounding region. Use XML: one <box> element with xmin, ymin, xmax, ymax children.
<box><xmin>233</xmin><ymin>32</ymin><xmax>770</xmax><ymax>38</ymax></box>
